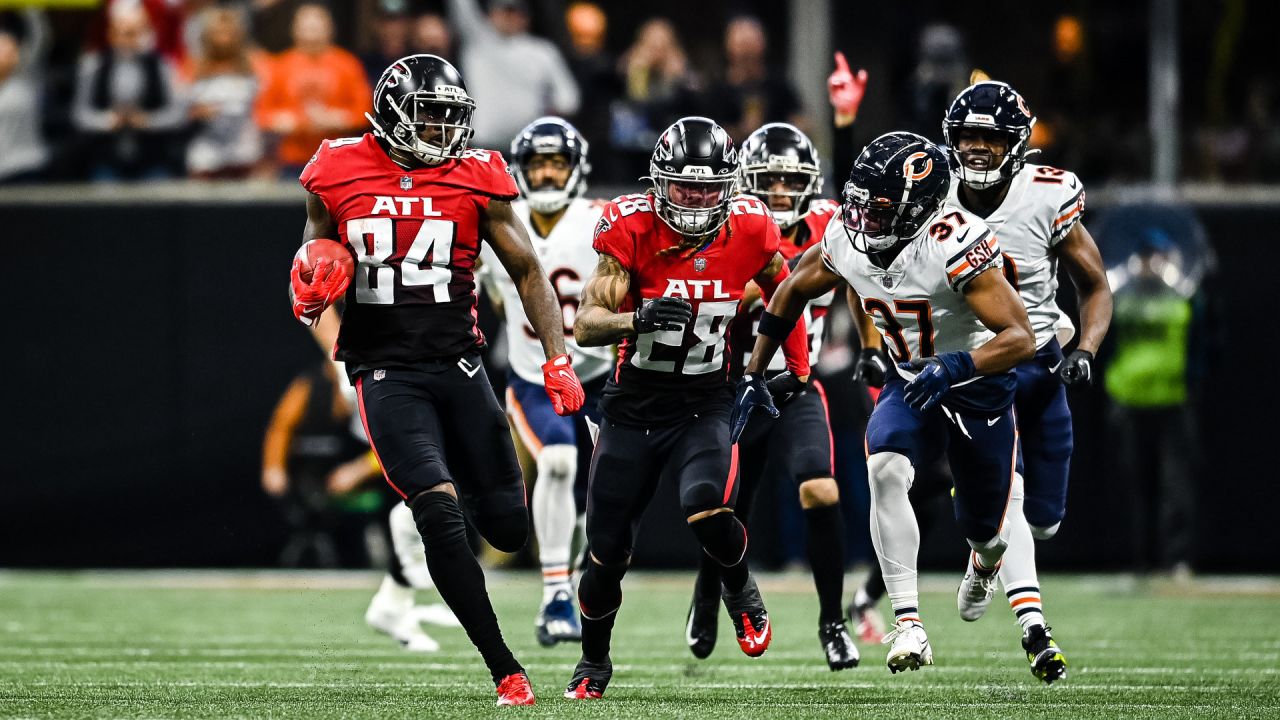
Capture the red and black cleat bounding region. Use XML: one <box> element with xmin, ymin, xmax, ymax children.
<box><xmin>723</xmin><ymin>574</ymin><xmax>771</xmax><ymax>657</ymax></box>
<box><xmin>495</xmin><ymin>672</ymin><xmax>536</xmax><ymax>706</ymax></box>
<box><xmin>563</xmin><ymin>657</ymin><xmax>612</xmax><ymax>699</ymax></box>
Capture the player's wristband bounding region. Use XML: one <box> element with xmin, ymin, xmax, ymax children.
<box><xmin>757</xmin><ymin>310</ymin><xmax>797</xmax><ymax>341</ymax></box>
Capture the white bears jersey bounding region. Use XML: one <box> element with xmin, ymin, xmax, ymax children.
<box><xmin>948</xmin><ymin>163</ymin><xmax>1086</xmax><ymax>349</ymax></box>
<box><xmin>478</xmin><ymin>197</ymin><xmax>614</xmax><ymax>385</ymax></box>
<box><xmin>821</xmin><ymin>202</ymin><xmax>1003</xmax><ymax>380</ymax></box>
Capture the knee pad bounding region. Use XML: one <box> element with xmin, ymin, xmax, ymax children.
<box><xmin>1031</xmin><ymin>521</ymin><xmax>1061</xmax><ymax>541</ymax></box>
<box><xmin>537</xmin><ymin>444</ymin><xmax>577</xmax><ymax>483</ymax></box>
<box><xmin>389</xmin><ymin>502</ymin><xmax>432</xmax><ymax>588</ymax></box>
<box><xmin>680</xmin><ymin>478</ymin><xmax>729</xmax><ymax>517</ymax></box>
<box><xmin>688</xmin><ymin>511</ymin><xmax>748</xmax><ymax>567</ymax></box>
<box><xmin>409</xmin><ymin>489</ymin><xmax>469</xmax><ymax>553</ymax></box>
<box><xmin>868</xmin><ymin>452</ymin><xmax>914</xmax><ymax>494</ymax></box>
<box><xmin>578</xmin><ymin>557</ymin><xmax>628</xmax><ymax>619</ymax></box>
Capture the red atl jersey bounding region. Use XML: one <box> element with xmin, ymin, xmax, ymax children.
<box><xmin>729</xmin><ymin>199</ymin><xmax>840</xmax><ymax>375</ymax></box>
<box><xmin>592</xmin><ymin>192</ymin><xmax>805</xmax><ymax>425</ymax></box>
<box><xmin>300</xmin><ymin>134</ymin><xmax>518</xmax><ymax>367</ymax></box>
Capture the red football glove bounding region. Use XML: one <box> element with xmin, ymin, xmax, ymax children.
<box><xmin>290</xmin><ymin>247</ymin><xmax>352</xmax><ymax>327</ymax></box>
<box><xmin>542</xmin><ymin>353</ymin><xmax>585</xmax><ymax>416</ymax></box>
<box><xmin>828</xmin><ymin>51</ymin><xmax>868</xmax><ymax>128</ymax></box>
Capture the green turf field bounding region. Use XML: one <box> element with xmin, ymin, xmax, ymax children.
<box><xmin>1</xmin><ymin>571</ymin><xmax>1277</xmax><ymax>719</ymax></box>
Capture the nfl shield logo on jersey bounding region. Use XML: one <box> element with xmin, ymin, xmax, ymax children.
<box><xmin>400</xmin><ymin>176</ymin><xmax>413</xmax><ymax>190</ymax></box>
<box><xmin>373</xmin><ymin>369</ymin><xmax>386</xmax><ymax>381</ymax></box>
<box><xmin>694</xmin><ymin>257</ymin><xmax>707</xmax><ymax>273</ymax></box>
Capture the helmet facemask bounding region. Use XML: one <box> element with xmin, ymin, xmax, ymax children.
<box><xmin>743</xmin><ymin>161</ymin><xmax>821</xmax><ymax>230</ymax></box>
<box><xmin>944</xmin><ymin>122</ymin><xmax>1031</xmax><ymax>190</ymax></box>
<box><xmin>370</xmin><ymin>90</ymin><xmax>475</xmax><ymax>165</ymax></box>
<box><xmin>514</xmin><ymin>153</ymin><xmax>585</xmax><ymax>215</ymax></box>
<box><xmin>841</xmin><ymin>180</ymin><xmax>935</xmax><ymax>254</ymax></box>
<box><xmin>650</xmin><ymin>163</ymin><xmax>738</xmax><ymax>237</ymax></box>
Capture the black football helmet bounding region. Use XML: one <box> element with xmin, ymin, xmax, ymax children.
<box><xmin>740</xmin><ymin>123</ymin><xmax>823</xmax><ymax>231</ymax></box>
<box><xmin>841</xmin><ymin>132</ymin><xmax>950</xmax><ymax>253</ymax></box>
<box><xmin>648</xmin><ymin>117</ymin><xmax>740</xmax><ymax>237</ymax></box>
<box><xmin>509</xmin><ymin>117</ymin><xmax>591</xmax><ymax>214</ymax></box>
<box><xmin>366</xmin><ymin>54</ymin><xmax>475</xmax><ymax>165</ymax></box>
<box><xmin>942</xmin><ymin>81</ymin><xmax>1035</xmax><ymax>189</ymax></box>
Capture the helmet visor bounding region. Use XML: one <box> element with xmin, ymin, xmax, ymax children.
<box><xmin>843</xmin><ymin>197</ymin><xmax>901</xmax><ymax>239</ymax></box>
<box><xmin>668</xmin><ymin>180</ymin><xmax>730</xmax><ymax>209</ymax></box>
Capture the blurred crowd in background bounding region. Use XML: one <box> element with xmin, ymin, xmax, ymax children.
<box><xmin>1</xmin><ymin>0</ymin><xmax>1277</xmax><ymax>185</ymax></box>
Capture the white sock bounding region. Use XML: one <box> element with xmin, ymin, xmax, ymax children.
<box><xmin>867</xmin><ymin>452</ymin><xmax>922</xmax><ymax>625</ymax></box>
<box><xmin>533</xmin><ymin>444</ymin><xmax>577</xmax><ymax>604</ymax></box>
<box><xmin>373</xmin><ymin>574</ymin><xmax>414</xmax><ymax>610</ymax></box>
<box><xmin>389</xmin><ymin>502</ymin><xmax>433</xmax><ymax>590</ymax></box>
<box><xmin>998</xmin><ymin>473</ymin><xmax>1046</xmax><ymax>631</ymax></box>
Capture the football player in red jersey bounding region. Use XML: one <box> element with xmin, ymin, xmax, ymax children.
<box><xmin>561</xmin><ymin>117</ymin><xmax>811</xmax><ymax>700</ymax></box>
<box><xmin>288</xmin><ymin>54</ymin><xmax>587</xmax><ymax>707</ymax></box>
<box><xmin>685</xmin><ymin>123</ymin><xmax>860</xmax><ymax>670</ymax></box>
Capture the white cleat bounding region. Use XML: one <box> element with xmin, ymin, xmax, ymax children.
<box><xmin>366</xmin><ymin>588</ymin><xmax>441</xmax><ymax>652</ymax></box>
<box><xmin>956</xmin><ymin>555</ymin><xmax>1000</xmax><ymax>621</ymax></box>
<box><xmin>882</xmin><ymin>621</ymin><xmax>933</xmax><ymax>673</ymax></box>
<box><xmin>411</xmin><ymin>603</ymin><xmax>462</xmax><ymax>628</ymax></box>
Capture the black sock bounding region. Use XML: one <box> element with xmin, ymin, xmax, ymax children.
<box><xmin>804</xmin><ymin>504</ymin><xmax>846</xmax><ymax>623</ymax></box>
<box><xmin>410</xmin><ymin>491</ymin><xmax>521</xmax><ymax>683</ymax></box>
<box><xmin>862</xmin><ymin>565</ymin><xmax>887</xmax><ymax>604</ymax></box>
<box><xmin>695</xmin><ymin>551</ymin><xmax>722</xmax><ymax>599</ymax></box>
<box><xmin>689</xmin><ymin>512</ymin><xmax>749</xmax><ymax>593</ymax></box>
<box><xmin>386</xmin><ymin>528</ymin><xmax>412</xmax><ymax>588</ymax></box>
<box><xmin>578</xmin><ymin>561</ymin><xmax>626</xmax><ymax>662</ymax></box>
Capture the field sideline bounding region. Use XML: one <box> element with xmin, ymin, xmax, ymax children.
<box><xmin>1</xmin><ymin>570</ymin><xmax>1277</xmax><ymax>719</ymax></box>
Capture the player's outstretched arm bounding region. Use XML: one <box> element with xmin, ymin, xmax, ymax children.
<box><xmin>745</xmin><ymin>245</ymin><xmax>840</xmax><ymax>376</ymax></box>
<box><xmin>847</xmin><ymin>286</ymin><xmax>890</xmax><ymax>388</ymax></box>
<box><xmin>1056</xmin><ymin>222</ymin><xmax>1113</xmax><ymax>384</ymax></box>
<box><xmin>483</xmin><ymin>199</ymin><xmax>568</xmax><ymax>359</ymax></box>
<box><xmin>574</xmin><ymin>252</ymin><xmax>636</xmax><ymax>347</ymax></box>
<box><xmin>963</xmin><ymin>268</ymin><xmax>1036</xmax><ymax>375</ymax></box>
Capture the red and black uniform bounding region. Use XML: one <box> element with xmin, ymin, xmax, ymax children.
<box><xmin>300</xmin><ymin>134</ymin><xmax>525</xmax><ymax>529</ymax></box>
<box><xmin>583</xmin><ymin>192</ymin><xmax>809</xmax><ymax>564</ymax></box>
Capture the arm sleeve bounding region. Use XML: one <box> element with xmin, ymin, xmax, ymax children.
<box><xmin>1050</xmin><ymin>173</ymin><xmax>1086</xmax><ymax>246</ymax></box>
<box><xmin>591</xmin><ymin>202</ymin><xmax>636</xmax><ymax>270</ymax></box>
<box><xmin>945</xmin><ymin>227</ymin><xmax>1003</xmax><ymax>292</ymax></box>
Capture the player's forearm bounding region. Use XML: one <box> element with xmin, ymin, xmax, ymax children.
<box><xmin>574</xmin><ymin>304</ymin><xmax>635</xmax><ymax>347</ymax></box>
<box><xmin>514</xmin><ymin>270</ymin><xmax>568</xmax><ymax>358</ymax></box>
<box><xmin>846</xmin><ymin>288</ymin><xmax>882</xmax><ymax>350</ymax></box>
<box><xmin>970</xmin><ymin>324</ymin><xmax>1036</xmax><ymax>376</ymax></box>
<box><xmin>745</xmin><ymin>282</ymin><xmax>807</xmax><ymax>375</ymax></box>
<box><xmin>1074</xmin><ymin>281</ymin><xmax>1113</xmax><ymax>354</ymax></box>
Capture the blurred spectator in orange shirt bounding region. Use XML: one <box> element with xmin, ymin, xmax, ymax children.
<box><xmin>256</xmin><ymin>3</ymin><xmax>370</xmax><ymax>175</ymax></box>
<box><xmin>186</xmin><ymin>7</ymin><xmax>267</xmax><ymax>178</ymax></box>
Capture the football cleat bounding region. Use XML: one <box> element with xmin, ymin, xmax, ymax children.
<box><xmin>535</xmin><ymin>589</ymin><xmax>582</xmax><ymax>647</ymax></box>
<box><xmin>563</xmin><ymin>657</ymin><xmax>612</xmax><ymax>700</ymax></box>
<box><xmin>495</xmin><ymin>672</ymin><xmax>536</xmax><ymax>706</ymax></box>
<box><xmin>411</xmin><ymin>602</ymin><xmax>462</xmax><ymax>628</ymax></box>
<box><xmin>882</xmin><ymin>620</ymin><xmax>933</xmax><ymax>673</ymax></box>
<box><xmin>685</xmin><ymin>581</ymin><xmax>719</xmax><ymax>659</ymax></box>
<box><xmin>956</xmin><ymin>554</ymin><xmax>1001</xmax><ymax>621</ymax></box>
<box><xmin>365</xmin><ymin>590</ymin><xmax>440</xmax><ymax>652</ymax></box>
<box><xmin>847</xmin><ymin>593</ymin><xmax>886</xmax><ymax>644</ymax></box>
<box><xmin>1022</xmin><ymin>625</ymin><xmax>1068</xmax><ymax>684</ymax></box>
<box><xmin>819</xmin><ymin>620</ymin><xmax>860</xmax><ymax>670</ymax></box>
<box><xmin>723</xmin><ymin>574</ymin><xmax>771</xmax><ymax>657</ymax></box>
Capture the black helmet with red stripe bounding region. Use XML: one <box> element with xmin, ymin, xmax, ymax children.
<box><xmin>841</xmin><ymin>131</ymin><xmax>950</xmax><ymax>253</ymax></box>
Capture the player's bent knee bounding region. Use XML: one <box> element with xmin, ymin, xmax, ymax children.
<box><xmin>680</xmin><ymin>478</ymin><xmax>731</xmax><ymax>517</ymax></box>
<box><xmin>867</xmin><ymin>452</ymin><xmax>914</xmax><ymax>493</ymax></box>
<box><xmin>409</xmin><ymin>489</ymin><xmax>468</xmax><ymax>550</ymax></box>
<box><xmin>536</xmin><ymin>444</ymin><xmax>577</xmax><ymax>483</ymax></box>
<box><xmin>1031</xmin><ymin>522</ymin><xmax>1061</xmax><ymax>541</ymax></box>
<box><xmin>798</xmin><ymin>477</ymin><xmax>839</xmax><ymax>508</ymax></box>
<box><xmin>967</xmin><ymin>530</ymin><xmax>1008</xmax><ymax>557</ymax></box>
<box><xmin>688</xmin><ymin>510</ymin><xmax>747</xmax><ymax>567</ymax></box>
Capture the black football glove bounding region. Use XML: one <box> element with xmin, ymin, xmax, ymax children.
<box><xmin>729</xmin><ymin>374</ymin><xmax>779</xmax><ymax>444</ymax></box>
<box><xmin>852</xmin><ymin>347</ymin><xmax>891</xmax><ymax>388</ymax></box>
<box><xmin>634</xmin><ymin>296</ymin><xmax>693</xmax><ymax>333</ymax></box>
<box><xmin>1059</xmin><ymin>349</ymin><xmax>1094</xmax><ymax>386</ymax></box>
<box><xmin>765</xmin><ymin>370</ymin><xmax>808</xmax><ymax>406</ymax></box>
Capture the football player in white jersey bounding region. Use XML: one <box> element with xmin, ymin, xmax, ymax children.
<box><xmin>478</xmin><ymin>117</ymin><xmax>613</xmax><ymax>646</ymax></box>
<box><xmin>684</xmin><ymin>123</ymin><xmax>858</xmax><ymax>670</ymax></box>
<box><xmin>731</xmin><ymin>131</ymin><xmax>1035</xmax><ymax>673</ymax></box>
<box><xmin>940</xmin><ymin>81</ymin><xmax>1112</xmax><ymax>683</ymax></box>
